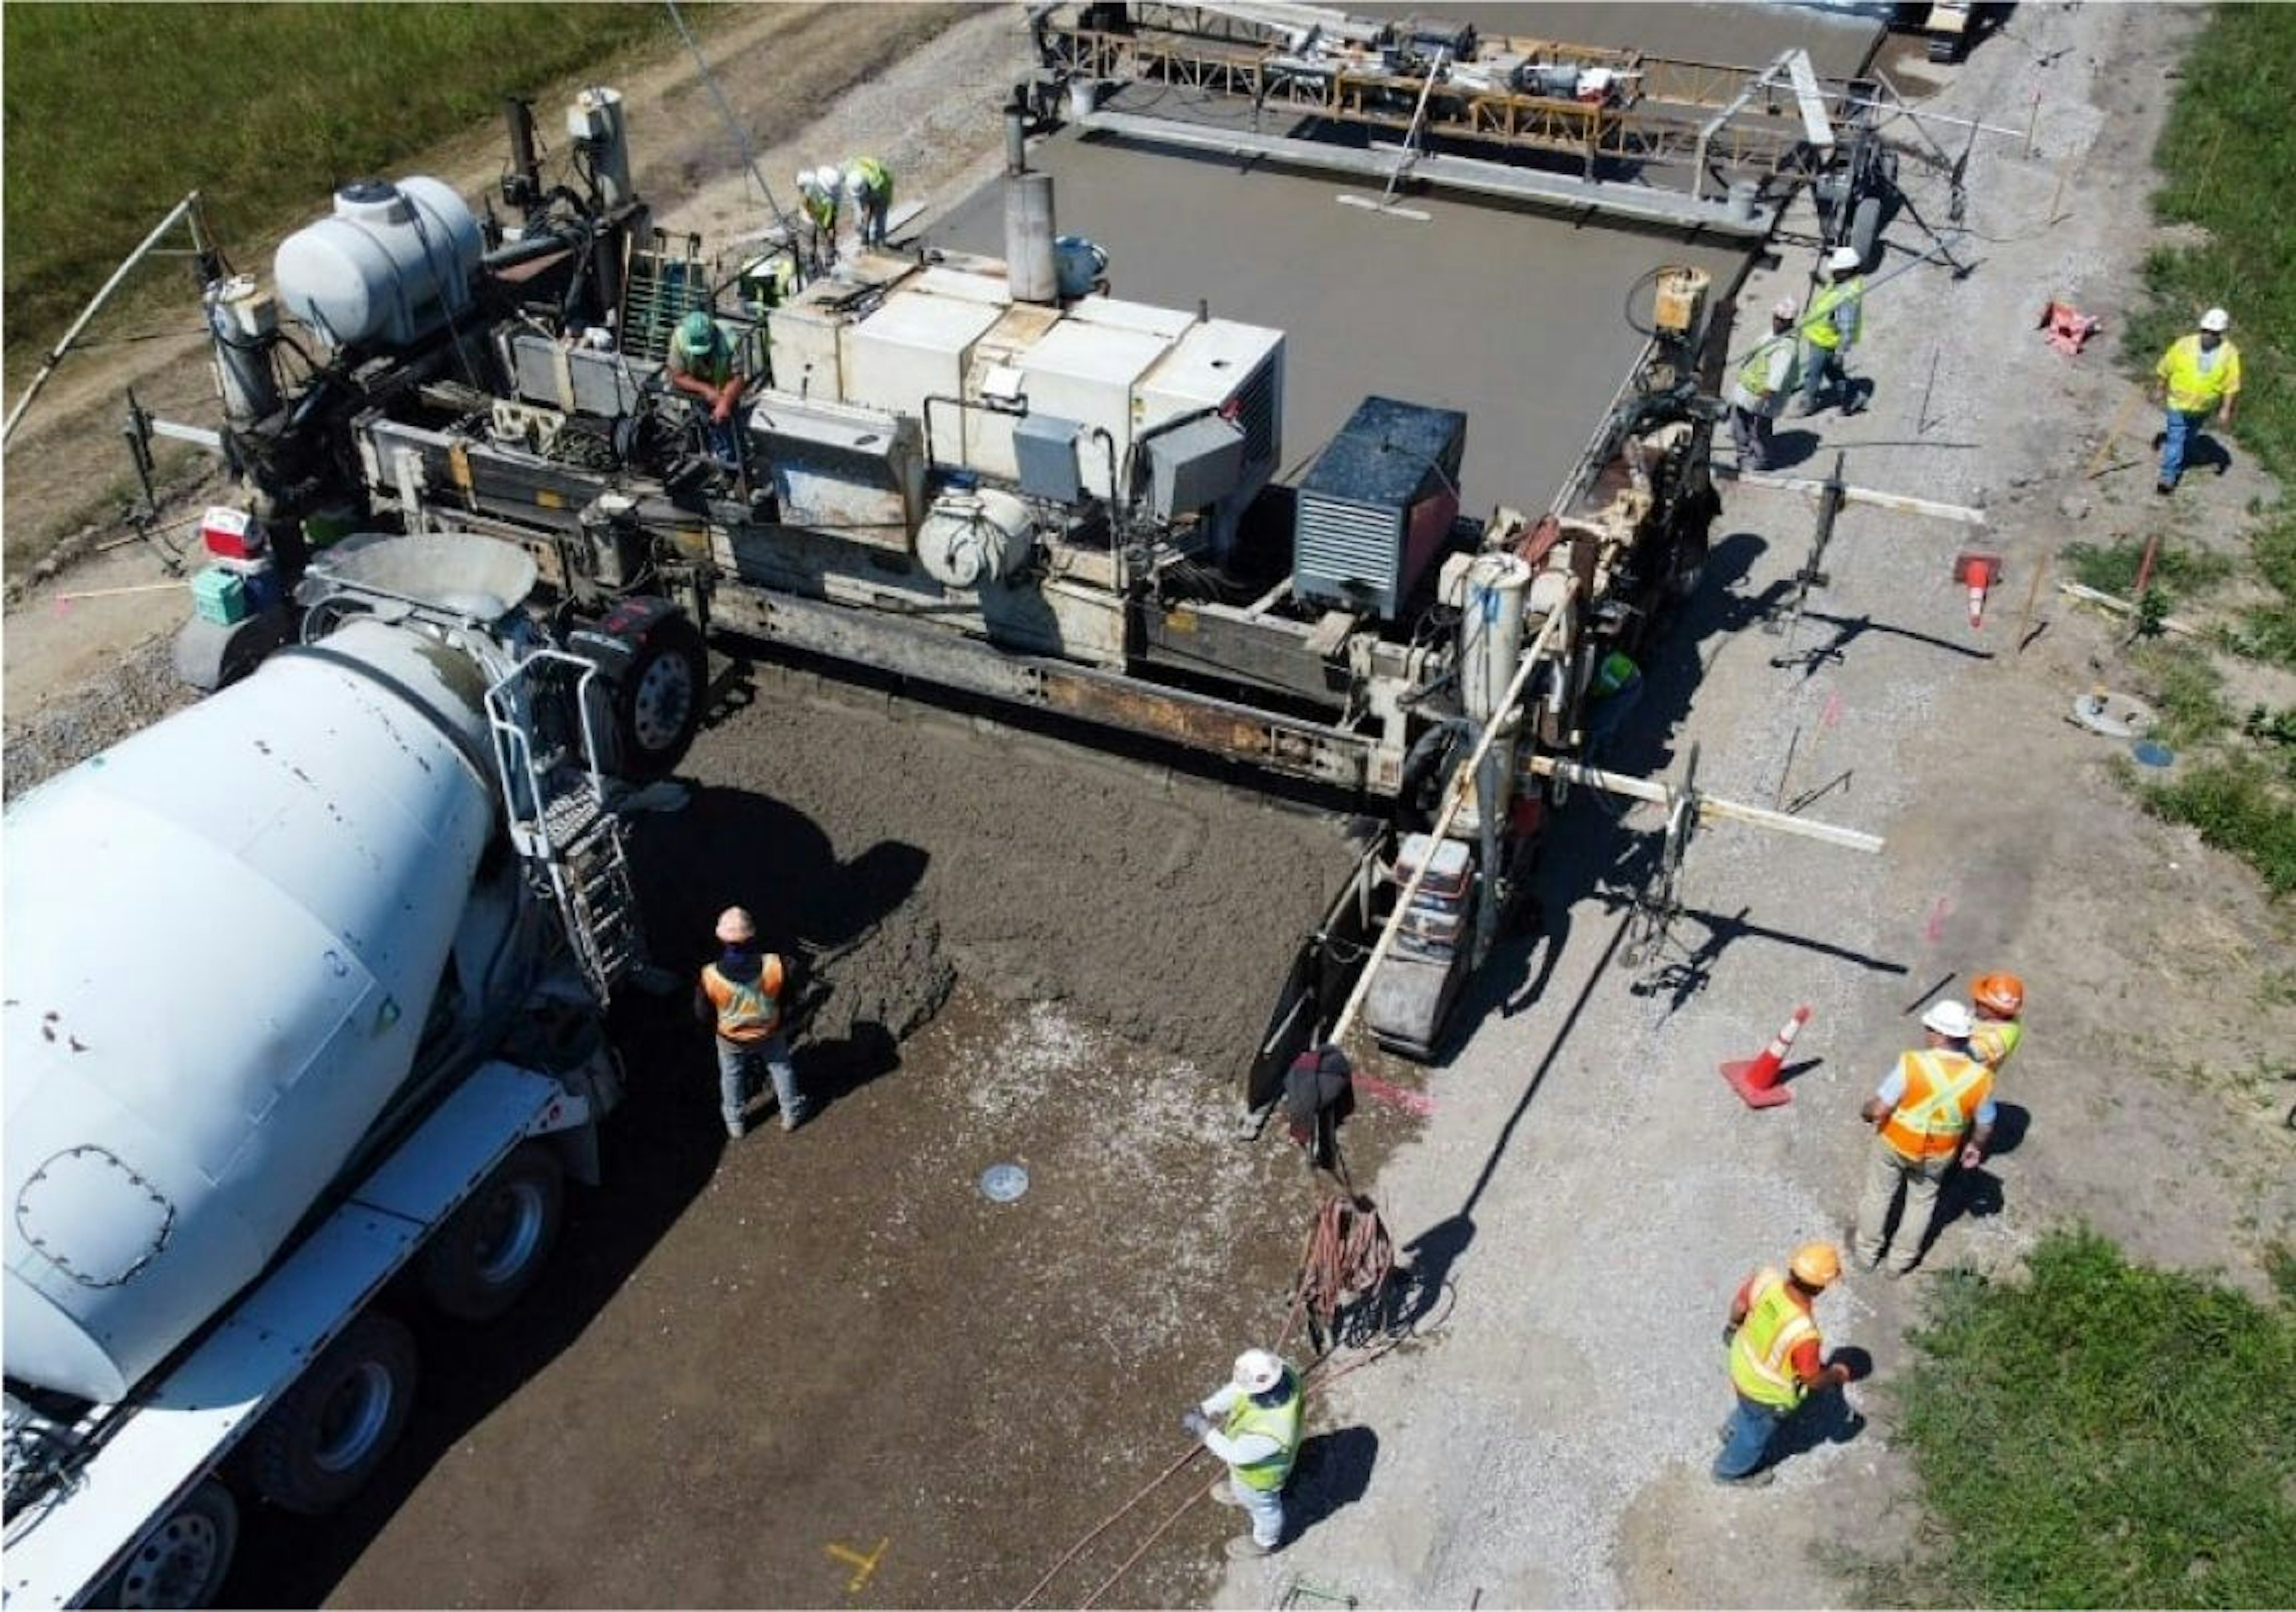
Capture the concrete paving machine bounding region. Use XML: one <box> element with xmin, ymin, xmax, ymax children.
<box><xmin>126</xmin><ymin>86</ymin><xmax>1732</xmax><ymax>1090</ymax></box>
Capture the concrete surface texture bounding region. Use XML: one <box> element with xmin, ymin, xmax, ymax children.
<box><xmin>1214</xmin><ymin>5</ymin><xmax>2296</xmax><ymax>1608</ymax></box>
<box><xmin>929</xmin><ymin>137</ymin><xmax>1750</xmax><ymax>519</ymax></box>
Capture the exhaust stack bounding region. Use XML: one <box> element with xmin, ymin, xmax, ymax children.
<box><xmin>1004</xmin><ymin>109</ymin><xmax>1058</xmax><ymax>305</ymax></box>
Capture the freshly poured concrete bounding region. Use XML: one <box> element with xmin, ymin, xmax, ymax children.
<box><xmin>926</xmin><ymin>3</ymin><xmax>1880</xmax><ymax>514</ymax></box>
<box><xmin>929</xmin><ymin>148</ymin><xmax>1748</xmax><ymax>515</ymax></box>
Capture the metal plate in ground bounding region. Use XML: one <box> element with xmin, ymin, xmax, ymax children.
<box><xmin>979</xmin><ymin>1163</ymin><xmax>1030</xmax><ymax>1202</ymax></box>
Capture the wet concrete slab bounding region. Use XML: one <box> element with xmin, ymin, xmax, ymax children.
<box><xmin>925</xmin><ymin>4</ymin><xmax>1880</xmax><ymax>515</ymax></box>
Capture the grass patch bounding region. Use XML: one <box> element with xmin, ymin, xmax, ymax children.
<box><xmin>2132</xmin><ymin>643</ymin><xmax>2230</xmax><ymax>748</ymax></box>
<box><xmin>2142</xmin><ymin>756</ymin><xmax>2296</xmax><ymax>896</ymax></box>
<box><xmin>2063</xmin><ymin>535</ymin><xmax>2234</xmax><ymax>604</ymax></box>
<box><xmin>1872</xmin><ymin>1229</ymin><xmax>2296</xmax><ymax>1609</ymax></box>
<box><xmin>2</xmin><ymin>4</ymin><xmax>698</xmax><ymax>376</ymax></box>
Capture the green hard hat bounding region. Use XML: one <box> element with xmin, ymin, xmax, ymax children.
<box><xmin>679</xmin><ymin>310</ymin><xmax>715</xmax><ymax>347</ymax></box>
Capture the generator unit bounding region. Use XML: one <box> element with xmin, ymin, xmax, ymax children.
<box><xmin>1291</xmin><ymin>396</ymin><xmax>1468</xmax><ymax>622</ymax></box>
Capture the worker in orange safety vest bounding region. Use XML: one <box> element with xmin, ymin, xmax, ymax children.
<box><xmin>1854</xmin><ymin>999</ymin><xmax>1995</xmax><ymax>1276</ymax></box>
<box><xmin>1968</xmin><ymin>972</ymin><xmax>2026</xmax><ymax>1074</ymax></box>
<box><xmin>1713</xmin><ymin>1242</ymin><xmax>1855</xmax><ymax>1485</ymax></box>
<box><xmin>695</xmin><ymin>905</ymin><xmax>808</xmax><ymax>1139</ymax></box>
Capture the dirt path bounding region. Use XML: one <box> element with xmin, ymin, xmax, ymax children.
<box><xmin>1225</xmin><ymin>7</ymin><xmax>2295</xmax><ymax>1608</ymax></box>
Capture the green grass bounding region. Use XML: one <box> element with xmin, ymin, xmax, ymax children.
<box><xmin>2143</xmin><ymin>756</ymin><xmax>2296</xmax><ymax>896</ymax></box>
<box><xmin>2063</xmin><ymin>535</ymin><xmax>2234</xmax><ymax>604</ymax></box>
<box><xmin>2132</xmin><ymin>642</ymin><xmax>2231</xmax><ymax>748</ymax></box>
<box><xmin>1872</xmin><ymin>1229</ymin><xmax>2296</xmax><ymax>1609</ymax></box>
<box><xmin>2</xmin><ymin>4</ymin><xmax>694</xmax><ymax>374</ymax></box>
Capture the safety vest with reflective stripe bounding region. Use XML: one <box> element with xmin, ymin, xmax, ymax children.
<box><xmin>1969</xmin><ymin>1018</ymin><xmax>2023</xmax><ymax>1071</ymax></box>
<box><xmin>846</xmin><ymin>155</ymin><xmax>891</xmax><ymax>202</ymax></box>
<box><xmin>1729</xmin><ymin>1268</ymin><xmax>1820</xmax><ymax>1411</ymax></box>
<box><xmin>1802</xmin><ymin>276</ymin><xmax>1865</xmax><ymax>351</ymax></box>
<box><xmin>703</xmin><ymin>954</ymin><xmax>785</xmax><ymax>1042</ymax></box>
<box><xmin>2156</xmin><ymin>334</ymin><xmax>2241</xmax><ymax>414</ymax></box>
<box><xmin>802</xmin><ymin>188</ymin><xmax>838</xmax><ymax>231</ymax></box>
<box><xmin>1880</xmin><ymin>1048</ymin><xmax>1991</xmax><ymax>1161</ymax></box>
<box><xmin>1225</xmin><ymin>1376</ymin><xmax>1303</xmax><ymax>1492</ymax></box>
<box><xmin>1738</xmin><ymin>332</ymin><xmax>1800</xmax><ymax>399</ymax></box>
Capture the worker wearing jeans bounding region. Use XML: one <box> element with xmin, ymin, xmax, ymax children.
<box><xmin>2152</xmin><ymin>308</ymin><xmax>2240</xmax><ymax>493</ymax></box>
<box><xmin>695</xmin><ymin>906</ymin><xmax>807</xmax><ymax>1138</ymax></box>
<box><xmin>1187</xmin><ymin>1350</ymin><xmax>1302</xmax><ymax>1559</ymax></box>
<box><xmin>1715</xmin><ymin>1244</ymin><xmax>1854</xmax><ymax>1485</ymax></box>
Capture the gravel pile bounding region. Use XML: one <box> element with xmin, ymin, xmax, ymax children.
<box><xmin>2</xmin><ymin>636</ymin><xmax>193</xmax><ymax>802</ymax></box>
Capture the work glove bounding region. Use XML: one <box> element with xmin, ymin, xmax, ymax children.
<box><xmin>1181</xmin><ymin>1411</ymin><xmax>1210</xmax><ymax>1437</ymax></box>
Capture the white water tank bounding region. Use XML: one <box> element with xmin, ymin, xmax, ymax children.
<box><xmin>2</xmin><ymin>619</ymin><xmax>499</xmax><ymax>1404</ymax></box>
<box><xmin>274</xmin><ymin>176</ymin><xmax>482</xmax><ymax>350</ymax></box>
<box><xmin>917</xmin><ymin>488</ymin><xmax>1034</xmax><ymax>589</ymax></box>
<box><xmin>1460</xmin><ymin>552</ymin><xmax>1531</xmax><ymax>723</ymax></box>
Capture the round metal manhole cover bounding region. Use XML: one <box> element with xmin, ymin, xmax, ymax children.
<box><xmin>978</xmin><ymin>1164</ymin><xmax>1030</xmax><ymax>1203</ymax></box>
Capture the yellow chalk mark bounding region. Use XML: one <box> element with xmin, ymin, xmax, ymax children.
<box><xmin>825</xmin><ymin>1536</ymin><xmax>890</xmax><ymax>1595</ymax></box>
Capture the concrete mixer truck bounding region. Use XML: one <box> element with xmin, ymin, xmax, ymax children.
<box><xmin>1</xmin><ymin>532</ymin><xmax>704</xmax><ymax>1608</ymax></box>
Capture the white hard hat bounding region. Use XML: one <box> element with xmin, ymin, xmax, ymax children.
<box><xmin>1770</xmin><ymin>296</ymin><xmax>1799</xmax><ymax>321</ymax></box>
<box><xmin>715</xmin><ymin>906</ymin><xmax>757</xmax><ymax>944</ymax></box>
<box><xmin>1828</xmin><ymin>246</ymin><xmax>1863</xmax><ymax>274</ymax></box>
<box><xmin>1233</xmin><ymin>1349</ymin><xmax>1286</xmax><ymax>1395</ymax></box>
<box><xmin>845</xmin><ymin>169</ymin><xmax>869</xmax><ymax>200</ymax></box>
<box><xmin>2199</xmin><ymin>307</ymin><xmax>2230</xmax><ymax>332</ymax></box>
<box><xmin>1922</xmin><ymin>999</ymin><xmax>1975</xmax><ymax>1040</ymax></box>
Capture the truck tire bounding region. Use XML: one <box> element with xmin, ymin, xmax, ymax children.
<box><xmin>94</xmin><ymin>1480</ymin><xmax>239</xmax><ymax>1610</ymax></box>
<box><xmin>246</xmin><ymin>1312</ymin><xmax>418</xmax><ymax>1516</ymax></box>
<box><xmin>418</xmin><ymin>1142</ymin><xmax>566</xmax><ymax>1322</ymax></box>
<box><xmin>577</xmin><ymin>602</ymin><xmax>706</xmax><ymax>780</ymax></box>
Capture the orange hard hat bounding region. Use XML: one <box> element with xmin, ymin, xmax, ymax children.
<box><xmin>1971</xmin><ymin>972</ymin><xmax>2025</xmax><ymax>1018</ymax></box>
<box><xmin>1788</xmin><ymin>1242</ymin><xmax>1843</xmax><ymax>1289</ymax></box>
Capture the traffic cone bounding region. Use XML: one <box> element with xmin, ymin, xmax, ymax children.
<box><xmin>1954</xmin><ymin>551</ymin><xmax>2002</xmax><ymax>631</ymax></box>
<box><xmin>1720</xmin><ymin>1005</ymin><xmax>1809</xmax><ymax>1109</ymax></box>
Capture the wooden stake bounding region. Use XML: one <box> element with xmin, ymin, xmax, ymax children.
<box><xmin>2083</xmin><ymin>393</ymin><xmax>2139</xmax><ymax>480</ymax></box>
<box><xmin>56</xmin><ymin>580</ymin><xmax>184</xmax><ymax>602</ymax></box>
<box><xmin>2011</xmin><ymin>552</ymin><xmax>2051</xmax><ymax>654</ymax></box>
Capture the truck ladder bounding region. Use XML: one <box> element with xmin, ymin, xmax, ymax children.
<box><xmin>484</xmin><ymin>650</ymin><xmax>649</xmax><ymax>1002</ymax></box>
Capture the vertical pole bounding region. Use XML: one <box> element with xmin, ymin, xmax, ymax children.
<box><xmin>2011</xmin><ymin>552</ymin><xmax>2050</xmax><ymax>655</ymax></box>
<box><xmin>2022</xmin><ymin>87</ymin><xmax>2039</xmax><ymax>160</ymax></box>
<box><xmin>2130</xmin><ymin>530</ymin><xmax>2165</xmax><ymax>601</ymax></box>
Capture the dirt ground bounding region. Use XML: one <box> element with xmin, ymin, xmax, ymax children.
<box><xmin>8</xmin><ymin>4</ymin><xmax>2294</xmax><ymax>1610</ymax></box>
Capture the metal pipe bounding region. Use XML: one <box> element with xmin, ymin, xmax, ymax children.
<box><xmin>1006</xmin><ymin>108</ymin><xmax>1027</xmax><ymax>176</ymax></box>
<box><xmin>1329</xmin><ymin>582</ymin><xmax>1577</xmax><ymax>1047</ymax></box>
<box><xmin>5</xmin><ymin>191</ymin><xmax>201</xmax><ymax>448</ymax></box>
<box><xmin>1525</xmin><ymin>755</ymin><xmax>1885</xmax><ymax>853</ymax></box>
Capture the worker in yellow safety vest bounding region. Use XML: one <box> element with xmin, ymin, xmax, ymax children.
<box><xmin>796</xmin><ymin>166</ymin><xmax>842</xmax><ymax>272</ymax></box>
<box><xmin>694</xmin><ymin>906</ymin><xmax>808</xmax><ymax>1139</ymax></box>
<box><xmin>1714</xmin><ymin>1242</ymin><xmax>1856</xmax><ymax>1485</ymax></box>
<box><xmin>1184</xmin><ymin>1348</ymin><xmax>1303</xmax><ymax>1559</ymax></box>
<box><xmin>2152</xmin><ymin>307</ymin><xmax>2241</xmax><ymax>494</ymax></box>
<box><xmin>1968</xmin><ymin>972</ymin><xmax>2026</xmax><ymax>1074</ymax></box>
<box><xmin>844</xmin><ymin>155</ymin><xmax>894</xmax><ymax>248</ymax></box>
<box><xmin>1854</xmin><ymin>1000</ymin><xmax>1995</xmax><ymax>1275</ymax></box>
<box><xmin>1727</xmin><ymin>298</ymin><xmax>1802</xmax><ymax>472</ymax></box>
<box><xmin>1795</xmin><ymin>246</ymin><xmax>1866</xmax><ymax>416</ymax></box>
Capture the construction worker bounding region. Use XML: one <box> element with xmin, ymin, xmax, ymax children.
<box><xmin>1728</xmin><ymin>298</ymin><xmax>1801</xmax><ymax>472</ymax></box>
<box><xmin>1968</xmin><ymin>972</ymin><xmax>2026</xmax><ymax>1074</ymax></box>
<box><xmin>694</xmin><ymin>906</ymin><xmax>808</xmax><ymax>1139</ymax></box>
<box><xmin>1583</xmin><ymin>649</ymin><xmax>1644</xmax><ymax>759</ymax></box>
<box><xmin>667</xmin><ymin>309</ymin><xmax>746</xmax><ymax>465</ymax></box>
<box><xmin>1184</xmin><ymin>1348</ymin><xmax>1302</xmax><ymax>1559</ymax></box>
<box><xmin>1714</xmin><ymin>1242</ymin><xmax>1855</xmax><ymax>1486</ymax></box>
<box><xmin>1854</xmin><ymin>1000</ymin><xmax>1995</xmax><ymax>1275</ymax></box>
<box><xmin>843</xmin><ymin>155</ymin><xmax>894</xmax><ymax>249</ymax></box>
<box><xmin>1796</xmin><ymin>246</ymin><xmax>1866</xmax><ymax>416</ymax></box>
<box><xmin>2152</xmin><ymin>307</ymin><xmax>2240</xmax><ymax>494</ymax></box>
<box><xmin>796</xmin><ymin>166</ymin><xmax>841</xmax><ymax>268</ymax></box>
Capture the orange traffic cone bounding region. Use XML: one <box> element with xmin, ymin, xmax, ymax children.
<box><xmin>1721</xmin><ymin>1005</ymin><xmax>1809</xmax><ymax>1109</ymax></box>
<box><xmin>1954</xmin><ymin>551</ymin><xmax>2002</xmax><ymax>631</ymax></box>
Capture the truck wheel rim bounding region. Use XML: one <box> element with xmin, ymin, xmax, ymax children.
<box><xmin>628</xmin><ymin>652</ymin><xmax>694</xmax><ymax>753</ymax></box>
<box><xmin>315</xmin><ymin>1361</ymin><xmax>396</xmax><ymax>1473</ymax></box>
<box><xmin>121</xmin><ymin>1512</ymin><xmax>221</xmax><ymax>1608</ymax></box>
<box><xmin>474</xmin><ymin>1180</ymin><xmax>546</xmax><ymax>1285</ymax></box>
